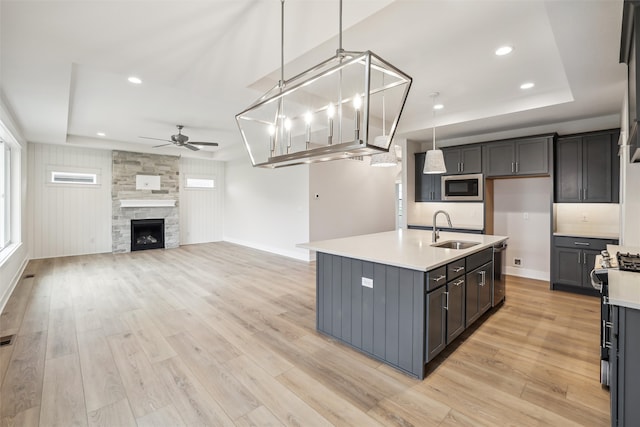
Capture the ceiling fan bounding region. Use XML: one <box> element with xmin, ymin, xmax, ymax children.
<box><xmin>139</xmin><ymin>125</ymin><xmax>219</xmax><ymax>151</ymax></box>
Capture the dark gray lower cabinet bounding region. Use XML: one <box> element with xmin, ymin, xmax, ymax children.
<box><xmin>425</xmin><ymin>276</ymin><xmax>466</xmax><ymax>363</ymax></box>
<box><xmin>446</xmin><ymin>277</ymin><xmax>466</xmax><ymax>342</ymax></box>
<box><xmin>466</xmin><ymin>262</ymin><xmax>493</xmax><ymax>327</ymax></box>
<box><xmin>425</xmin><ymin>285</ymin><xmax>446</xmax><ymax>362</ymax></box>
<box><xmin>551</xmin><ymin>236</ymin><xmax>618</xmax><ymax>295</ymax></box>
<box><xmin>611</xmin><ymin>305</ymin><xmax>640</xmax><ymax>426</ymax></box>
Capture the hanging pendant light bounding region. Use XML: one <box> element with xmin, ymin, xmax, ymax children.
<box><xmin>236</xmin><ymin>0</ymin><xmax>412</xmax><ymax>168</ymax></box>
<box><xmin>423</xmin><ymin>92</ymin><xmax>446</xmax><ymax>174</ymax></box>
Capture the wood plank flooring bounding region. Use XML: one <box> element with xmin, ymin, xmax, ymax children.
<box><xmin>0</xmin><ymin>242</ymin><xmax>610</xmax><ymax>426</ymax></box>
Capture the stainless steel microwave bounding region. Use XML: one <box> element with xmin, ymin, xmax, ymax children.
<box><xmin>442</xmin><ymin>173</ymin><xmax>484</xmax><ymax>201</ymax></box>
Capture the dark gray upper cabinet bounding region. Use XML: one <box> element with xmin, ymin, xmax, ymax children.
<box><xmin>443</xmin><ymin>145</ymin><xmax>482</xmax><ymax>175</ymax></box>
<box><xmin>483</xmin><ymin>136</ymin><xmax>550</xmax><ymax>177</ymax></box>
<box><xmin>554</xmin><ymin>129</ymin><xmax>620</xmax><ymax>203</ymax></box>
<box><xmin>414</xmin><ymin>152</ymin><xmax>442</xmax><ymax>202</ymax></box>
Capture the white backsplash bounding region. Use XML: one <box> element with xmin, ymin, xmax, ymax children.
<box><xmin>554</xmin><ymin>203</ymin><xmax>620</xmax><ymax>238</ymax></box>
<box><xmin>408</xmin><ymin>202</ymin><xmax>484</xmax><ymax>229</ymax></box>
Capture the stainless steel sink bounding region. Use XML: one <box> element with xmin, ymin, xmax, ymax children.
<box><xmin>431</xmin><ymin>240</ymin><xmax>480</xmax><ymax>250</ymax></box>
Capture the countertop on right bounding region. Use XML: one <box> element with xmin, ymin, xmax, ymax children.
<box><xmin>606</xmin><ymin>244</ymin><xmax>640</xmax><ymax>310</ymax></box>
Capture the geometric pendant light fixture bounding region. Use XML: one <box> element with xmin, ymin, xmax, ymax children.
<box><xmin>370</xmin><ymin>74</ymin><xmax>399</xmax><ymax>168</ymax></box>
<box><xmin>236</xmin><ymin>0</ymin><xmax>412</xmax><ymax>168</ymax></box>
<box><xmin>423</xmin><ymin>92</ymin><xmax>447</xmax><ymax>174</ymax></box>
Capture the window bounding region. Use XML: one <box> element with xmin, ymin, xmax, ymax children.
<box><xmin>185</xmin><ymin>176</ymin><xmax>215</xmax><ymax>189</ymax></box>
<box><xmin>0</xmin><ymin>140</ymin><xmax>9</xmax><ymax>249</ymax></box>
<box><xmin>51</xmin><ymin>171</ymin><xmax>97</xmax><ymax>185</ymax></box>
<box><xmin>47</xmin><ymin>166</ymin><xmax>101</xmax><ymax>187</ymax></box>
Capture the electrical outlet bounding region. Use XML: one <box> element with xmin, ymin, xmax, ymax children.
<box><xmin>523</xmin><ymin>212</ymin><xmax>529</xmax><ymax>220</ymax></box>
<box><xmin>581</xmin><ymin>213</ymin><xmax>588</xmax><ymax>222</ymax></box>
<box><xmin>514</xmin><ymin>258</ymin><xmax>522</xmax><ymax>267</ymax></box>
<box><xmin>361</xmin><ymin>277</ymin><xmax>373</xmax><ymax>288</ymax></box>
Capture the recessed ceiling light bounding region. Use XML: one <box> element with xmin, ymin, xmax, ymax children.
<box><xmin>433</xmin><ymin>104</ymin><xmax>444</xmax><ymax>110</ymax></box>
<box><xmin>127</xmin><ymin>76</ymin><xmax>142</xmax><ymax>84</ymax></box>
<box><xmin>495</xmin><ymin>45</ymin><xmax>513</xmax><ymax>56</ymax></box>
<box><xmin>520</xmin><ymin>82</ymin><xmax>535</xmax><ymax>90</ymax></box>
<box><xmin>96</xmin><ymin>132</ymin><xmax>106</xmax><ymax>137</ymax></box>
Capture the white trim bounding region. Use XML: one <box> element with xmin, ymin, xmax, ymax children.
<box><xmin>223</xmin><ymin>237</ymin><xmax>312</xmax><ymax>262</ymax></box>
<box><xmin>504</xmin><ymin>266</ymin><xmax>549</xmax><ymax>281</ymax></box>
<box><xmin>120</xmin><ymin>199</ymin><xmax>176</xmax><ymax>208</ymax></box>
<box><xmin>0</xmin><ymin>242</ymin><xmax>28</xmax><ymax>314</ymax></box>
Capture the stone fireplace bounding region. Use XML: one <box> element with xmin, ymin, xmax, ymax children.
<box><xmin>112</xmin><ymin>151</ymin><xmax>180</xmax><ymax>253</ymax></box>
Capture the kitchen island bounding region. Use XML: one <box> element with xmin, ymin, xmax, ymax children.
<box><xmin>300</xmin><ymin>229</ymin><xmax>508</xmax><ymax>379</ymax></box>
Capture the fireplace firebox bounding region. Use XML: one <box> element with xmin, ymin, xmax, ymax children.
<box><xmin>131</xmin><ymin>219</ymin><xmax>165</xmax><ymax>251</ymax></box>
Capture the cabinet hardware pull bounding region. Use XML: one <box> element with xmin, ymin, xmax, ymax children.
<box><xmin>579</xmin><ymin>188</ymin><xmax>582</xmax><ymax>201</ymax></box>
<box><xmin>574</xmin><ymin>242</ymin><xmax>590</xmax><ymax>246</ymax></box>
<box><xmin>515</xmin><ymin>162</ymin><xmax>519</xmax><ymax>173</ymax></box>
<box><xmin>453</xmin><ymin>266</ymin><xmax>465</xmax><ymax>273</ymax></box>
<box><xmin>433</xmin><ymin>275</ymin><xmax>446</xmax><ymax>282</ymax></box>
<box><xmin>602</xmin><ymin>320</ymin><xmax>606</xmax><ymax>348</ymax></box>
<box><xmin>460</xmin><ymin>162</ymin><xmax>464</xmax><ymax>172</ymax></box>
<box><xmin>444</xmin><ymin>291</ymin><xmax>449</xmax><ymax>311</ymax></box>
<box><xmin>479</xmin><ymin>270</ymin><xmax>486</xmax><ymax>286</ymax></box>
<box><xmin>511</xmin><ymin>162</ymin><xmax>514</xmax><ymax>173</ymax></box>
<box><xmin>454</xmin><ymin>279</ymin><xmax>464</xmax><ymax>287</ymax></box>
<box><xmin>584</xmin><ymin>188</ymin><xmax>587</xmax><ymax>200</ymax></box>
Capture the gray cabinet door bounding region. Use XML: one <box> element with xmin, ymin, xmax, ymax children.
<box><xmin>465</xmin><ymin>267</ymin><xmax>481</xmax><ymax>326</ymax></box>
<box><xmin>483</xmin><ymin>142</ymin><xmax>515</xmax><ymax>177</ymax></box>
<box><xmin>446</xmin><ymin>277</ymin><xmax>465</xmax><ymax>343</ymax></box>
<box><xmin>414</xmin><ymin>152</ymin><xmax>442</xmax><ymax>201</ymax></box>
<box><xmin>443</xmin><ymin>149</ymin><xmax>461</xmax><ymax>174</ymax></box>
<box><xmin>478</xmin><ymin>262</ymin><xmax>493</xmax><ymax>315</ymax></box>
<box><xmin>460</xmin><ymin>146</ymin><xmax>482</xmax><ymax>174</ymax></box>
<box><xmin>425</xmin><ymin>286</ymin><xmax>446</xmax><ymax>362</ymax></box>
<box><xmin>515</xmin><ymin>138</ymin><xmax>549</xmax><ymax>175</ymax></box>
<box><xmin>554</xmin><ymin>247</ymin><xmax>582</xmax><ymax>287</ymax></box>
<box><xmin>555</xmin><ymin>137</ymin><xmax>582</xmax><ymax>202</ymax></box>
<box><xmin>583</xmin><ymin>134</ymin><xmax>613</xmax><ymax>202</ymax></box>
<box><xmin>442</xmin><ymin>146</ymin><xmax>481</xmax><ymax>174</ymax></box>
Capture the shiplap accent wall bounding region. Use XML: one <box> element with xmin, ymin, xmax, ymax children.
<box><xmin>27</xmin><ymin>143</ymin><xmax>112</xmax><ymax>259</ymax></box>
<box><xmin>179</xmin><ymin>157</ymin><xmax>224</xmax><ymax>244</ymax></box>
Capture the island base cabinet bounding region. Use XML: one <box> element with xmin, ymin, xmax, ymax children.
<box><xmin>316</xmin><ymin>253</ymin><xmax>426</xmax><ymax>378</ymax></box>
<box><xmin>611</xmin><ymin>305</ymin><xmax>640</xmax><ymax>427</ymax></box>
<box><xmin>446</xmin><ymin>278</ymin><xmax>466</xmax><ymax>343</ymax></box>
<box><xmin>466</xmin><ymin>262</ymin><xmax>493</xmax><ymax>327</ymax></box>
<box><xmin>425</xmin><ymin>286</ymin><xmax>446</xmax><ymax>362</ymax></box>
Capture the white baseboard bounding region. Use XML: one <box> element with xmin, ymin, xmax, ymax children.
<box><xmin>0</xmin><ymin>247</ymin><xmax>29</xmax><ymax>315</ymax></box>
<box><xmin>223</xmin><ymin>237</ymin><xmax>313</xmax><ymax>262</ymax></box>
<box><xmin>504</xmin><ymin>266</ymin><xmax>549</xmax><ymax>281</ymax></box>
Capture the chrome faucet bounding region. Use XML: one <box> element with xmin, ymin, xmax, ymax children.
<box><xmin>432</xmin><ymin>210</ymin><xmax>452</xmax><ymax>243</ymax></box>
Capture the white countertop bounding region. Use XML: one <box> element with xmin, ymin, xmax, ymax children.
<box><xmin>299</xmin><ymin>229</ymin><xmax>508</xmax><ymax>272</ymax></box>
<box><xmin>605</xmin><ymin>244</ymin><xmax>640</xmax><ymax>310</ymax></box>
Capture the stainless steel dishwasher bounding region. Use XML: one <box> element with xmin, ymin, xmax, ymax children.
<box><xmin>492</xmin><ymin>242</ymin><xmax>507</xmax><ymax>306</ymax></box>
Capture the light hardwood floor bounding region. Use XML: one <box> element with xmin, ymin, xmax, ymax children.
<box><xmin>0</xmin><ymin>242</ymin><xmax>609</xmax><ymax>426</ymax></box>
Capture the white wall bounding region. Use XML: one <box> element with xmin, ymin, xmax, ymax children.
<box><xmin>224</xmin><ymin>158</ymin><xmax>310</xmax><ymax>260</ymax></box>
<box><xmin>309</xmin><ymin>158</ymin><xmax>398</xmax><ymax>241</ymax></box>
<box><xmin>179</xmin><ymin>157</ymin><xmax>225</xmax><ymax>244</ymax></box>
<box><xmin>27</xmin><ymin>143</ymin><xmax>112</xmax><ymax>259</ymax></box>
<box><xmin>0</xmin><ymin>102</ymin><xmax>29</xmax><ymax>313</ymax></box>
<box><xmin>493</xmin><ymin>177</ymin><xmax>552</xmax><ymax>281</ymax></box>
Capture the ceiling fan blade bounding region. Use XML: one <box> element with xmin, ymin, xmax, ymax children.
<box><xmin>188</xmin><ymin>141</ymin><xmax>219</xmax><ymax>146</ymax></box>
<box><xmin>140</xmin><ymin>136</ymin><xmax>171</xmax><ymax>142</ymax></box>
<box><xmin>152</xmin><ymin>143</ymin><xmax>174</xmax><ymax>148</ymax></box>
<box><xmin>183</xmin><ymin>144</ymin><xmax>200</xmax><ymax>151</ymax></box>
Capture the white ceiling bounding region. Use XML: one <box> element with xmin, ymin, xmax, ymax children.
<box><xmin>0</xmin><ymin>0</ymin><xmax>627</xmax><ymax>161</ymax></box>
